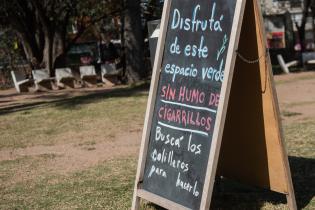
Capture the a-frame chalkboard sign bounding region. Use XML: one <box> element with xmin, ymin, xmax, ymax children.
<box><xmin>132</xmin><ymin>0</ymin><xmax>297</xmax><ymax>209</ymax></box>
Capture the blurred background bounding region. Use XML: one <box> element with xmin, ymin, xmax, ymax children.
<box><xmin>1</xmin><ymin>0</ymin><xmax>315</xmax><ymax>90</ymax></box>
<box><xmin>0</xmin><ymin>1</ymin><xmax>314</xmax><ymax>209</ymax></box>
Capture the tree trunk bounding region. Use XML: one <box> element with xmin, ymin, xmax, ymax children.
<box><xmin>120</xmin><ymin>0</ymin><xmax>126</xmax><ymax>80</ymax></box>
<box><xmin>298</xmin><ymin>25</ymin><xmax>306</xmax><ymax>51</ymax></box>
<box><xmin>16</xmin><ymin>31</ymin><xmax>42</xmax><ymax>68</ymax></box>
<box><xmin>124</xmin><ymin>0</ymin><xmax>145</xmax><ymax>83</ymax></box>
<box><xmin>297</xmin><ymin>0</ymin><xmax>312</xmax><ymax>52</ymax></box>
<box><xmin>42</xmin><ymin>34</ymin><xmax>54</xmax><ymax>75</ymax></box>
<box><xmin>18</xmin><ymin>34</ymin><xmax>35</xmax><ymax>62</ymax></box>
<box><xmin>52</xmin><ymin>31</ymin><xmax>66</xmax><ymax>72</ymax></box>
<box><xmin>41</xmin><ymin>31</ymin><xmax>65</xmax><ymax>76</ymax></box>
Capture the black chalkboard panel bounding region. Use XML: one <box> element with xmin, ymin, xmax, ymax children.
<box><xmin>142</xmin><ymin>0</ymin><xmax>237</xmax><ymax>209</ymax></box>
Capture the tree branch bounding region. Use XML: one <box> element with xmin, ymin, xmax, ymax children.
<box><xmin>30</xmin><ymin>0</ymin><xmax>51</xmax><ymax>35</ymax></box>
<box><xmin>65</xmin><ymin>8</ymin><xmax>122</xmax><ymax>53</ymax></box>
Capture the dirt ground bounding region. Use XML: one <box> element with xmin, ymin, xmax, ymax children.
<box><xmin>0</xmin><ymin>132</ymin><xmax>141</xmax><ymax>185</ymax></box>
<box><xmin>275</xmin><ymin>72</ymin><xmax>315</xmax><ymax>123</ymax></box>
<box><xmin>0</xmin><ymin>72</ymin><xmax>314</xmax><ymax>178</ymax></box>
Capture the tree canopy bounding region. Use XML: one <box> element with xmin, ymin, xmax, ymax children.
<box><xmin>0</xmin><ymin>0</ymin><xmax>155</xmax><ymax>83</ymax></box>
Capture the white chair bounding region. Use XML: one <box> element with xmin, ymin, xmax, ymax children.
<box><xmin>79</xmin><ymin>65</ymin><xmax>97</xmax><ymax>87</ymax></box>
<box><xmin>11</xmin><ymin>70</ymin><xmax>33</xmax><ymax>93</ymax></box>
<box><xmin>101</xmin><ymin>63</ymin><xmax>122</xmax><ymax>86</ymax></box>
<box><xmin>32</xmin><ymin>69</ymin><xmax>55</xmax><ymax>91</ymax></box>
<box><xmin>277</xmin><ymin>55</ymin><xmax>298</xmax><ymax>74</ymax></box>
<box><xmin>55</xmin><ymin>68</ymin><xmax>75</xmax><ymax>88</ymax></box>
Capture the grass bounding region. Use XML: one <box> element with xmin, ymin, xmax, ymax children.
<box><xmin>0</xmin><ymin>86</ymin><xmax>148</xmax><ymax>149</ymax></box>
<box><xmin>0</xmin><ymin>84</ymin><xmax>314</xmax><ymax>209</ymax></box>
<box><xmin>0</xmin><ymin>158</ymin><xmax>136</xmax><ymax>210</ymax></box>
<box><xmin>284</xmin><ymin>120</ymin><xmax>315</xmax><ymax>158</ymax></box>
<box><xmin>281</xmin><ymin>110</ymin><xmax>302</xmax><ymax>118</ymax></box>
<box><xmin>0</xmin><ymin>154</ymin><xmax>61</xmax><ymax>185</ymax></box>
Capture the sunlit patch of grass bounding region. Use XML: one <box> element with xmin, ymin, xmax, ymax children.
<box><xmin>284</xmin><ymin>120</ymin><xmax>315</xmax><ymax>158</ymax></box>
<box><xmin>0</xmin><ymin>154</ymin><xmax>60</xmax><ymax>185</ymax></box>
<box><xmin>0</xmin><ymin>87</ymin><xmax>148</xmax><ymax>149</ymax></box>
<box><xmin>0</xmin><ymin>158</ymin><xmax>136</xmax><ymax>210</ymax></box>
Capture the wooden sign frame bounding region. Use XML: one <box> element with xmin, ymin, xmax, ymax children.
<box><xmin>216</xmin><ymin>0</ymin><xmax>297</xmax><ymax>209</ymax></box>
<box><xmin>132</xmin><ymin>0</ymin><xmax>297</xmax><ymax>209</ymax></box>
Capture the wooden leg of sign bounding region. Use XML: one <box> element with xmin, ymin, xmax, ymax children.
<box><xmin>253</xmin><ymin>0</ymin><xmax>297</xmax><ymax>209</ymax></box>
<box><xmin>286</xmin><ymin>194</ymin><xmax>297</xmax><ymax>210</ymax></box>
<box><xmin>131</xmin><ymin>0</ymin><xmax>172</xmax><ymax>209</ymax></box>
<box><xmin>217</xmin><ymin>0</ymin><xmax>297</xmax><ymax>210</ymax></box>
<box><xmin>199</xmin><ymin>0</ymin><xmax>247</xmax><ymax>209</ymax></box>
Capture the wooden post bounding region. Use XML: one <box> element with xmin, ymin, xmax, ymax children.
<box><xmin>199</xmin><ymin>0</ymin><xmax>247</xmax><ymax>209</ymax></box>
<box><xmin>131</xmin><ymin>0</ymin><xmax>172</xmax><ymax>209</ymax></box>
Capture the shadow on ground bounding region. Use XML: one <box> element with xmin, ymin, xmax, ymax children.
<box><xmin>146</xmin><ymin>156</ymin><xmax>314</xmax><ymax>209</ymax></box>
<box><xmin>0</xmin><ymin>93</ymin><xmax>20</xmax><ymax>99</ymax></box>
<box><xmin>0</xmin><ymin>83</ymin><xmax>150</xmax><ymax>116</ymax></box>
<box><xmin>54</xmin><ymin>83</ymin><xmax>149</xmax><ymax>110</ymax></box>
<box><xmin>290</xmin><ymin>156</ymin><xmax>315</xmax><ymax>209</ymax></box>
<box><xmin>210</xmin><ymin>156</ymin><xmax>314</xmax><ymax>209</ymax></box>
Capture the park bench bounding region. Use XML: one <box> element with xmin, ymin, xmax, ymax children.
<box><xmin>79</xmin><ymin>65</ymin><xmax>97</xmax><ymax>87</ymax></box>
<box><xmin>302</xmin><ymin>52</ymin><xmax>315</xmax><ymax>70</ymax></box>
<box><xmin>101</xmin><ymin>63</ymin><xmax>123</xmax><ymax>86</ymax></box>
<box><xmin>55</xmin><ymin>68</ymin><xmax>75</xmax><ymax>88</ymax></box>
<box><xmin>32</xmin><ymin>69</ymin><xmax>55</xmax><ymax>91</ymax></box>
<box><xmin>11</xmin><ymin>70</ymin><xmax>33</xmax><ymax>93</ymax></box>
<box><xmin>277</xmin><ymin>54</ymin><xmax>298</xmax><ymax>74</ymax></box>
